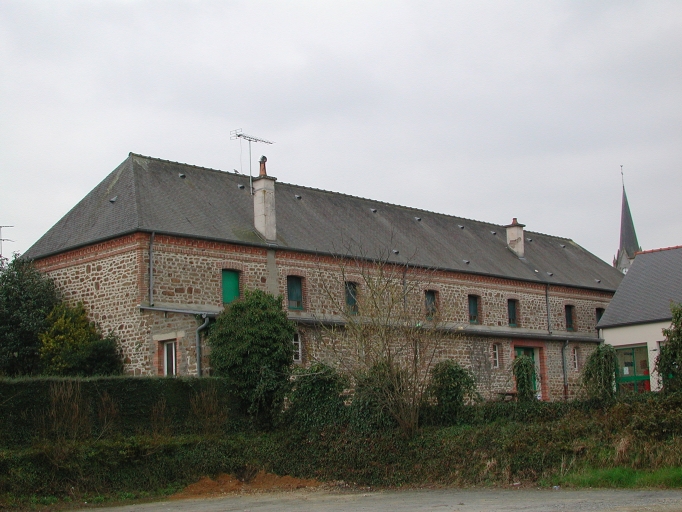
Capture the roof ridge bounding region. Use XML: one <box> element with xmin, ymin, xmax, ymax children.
<box><xmin>636</xmin><ymin>245</ymin><xmax>682</xmax><ymax>255</ymax></box>
<box><xmin>128</xmin><ymin>152</ymin><xmax>237</xmax><ymax>176</ymax></box>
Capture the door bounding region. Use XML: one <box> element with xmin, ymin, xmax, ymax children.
<box><xmin>616</xmin><ymin>346</ymin><xmax>650</xmax><ymax>393</ymax></box>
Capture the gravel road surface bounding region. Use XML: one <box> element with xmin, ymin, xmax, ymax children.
<box><xmin>86</xmin><ymin>488</ymin><xmax>682</xmax><ymax>512</ymax></box>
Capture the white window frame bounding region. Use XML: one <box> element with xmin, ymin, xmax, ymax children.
<box><xmin>492</xmin><ymin>343</ymin><xmax>500</xmax><ymax>369</ymax></box>
<box><xmin>292</xmin><ymin>332</ymin><xmax>302</xmax><ymax>363</ymax></box>
<box><xmin>572</xmin><ymin>347</ymin><xmax>579</xmax><ymax>372</ymax></box>
<box><xmin>164</xmin><ymin>341</ymin><xmax>176</xmax><ymax>376</ymax></box>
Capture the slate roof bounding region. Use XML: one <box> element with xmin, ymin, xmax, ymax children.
<box><xmin>598</xmin><ymin>246</ymin><xmax>682</xmax><ymax>328</ymax></box>
<box><xmin>26</xmin><ymin>153</ymin><xmax>623</xmax><ymax>291</ymax></box>
<box><xmin>616</xmin><ymin>186</ymin><xmax>641</xmax><ymax>261</ymax></box>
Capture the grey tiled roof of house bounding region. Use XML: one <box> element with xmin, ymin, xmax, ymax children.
<box><xmin>25</xmin><ymin>153</ymin><xmax>623</xmax><ymax>291</ymax></box>
<box><xmin>598</xmin><ymin>246</ymin><xmax>682</xmax><ymax>329</ymax></box>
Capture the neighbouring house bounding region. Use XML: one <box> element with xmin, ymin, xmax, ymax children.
<box><xmin>598</xmin><ymin>245</ymin><xmax>682</xmax><ymax>393</ymax></box>
<box><xmin>25</xmin><ymin>153</ymin><xmax>623</xmax><ymax>400</ymax></box>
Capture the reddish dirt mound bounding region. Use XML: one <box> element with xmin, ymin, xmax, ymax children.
<box><xmin>172</xmin><ymin>471</ymin><xmax>321</xmax><ymax>499</ymax></box>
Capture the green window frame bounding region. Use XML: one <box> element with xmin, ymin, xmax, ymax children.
<box><xmin>425</xmin><ymin>290</ymin><xmax>437</xmax><ymax>319</ymax></box>
<box><xmin>345</xmin><ymin>281</ymin><xmax>358</xmax><ymax>315</ymax></box>
<box><xmin>468</xmin><ymin>295</ymin><xmax>479</xmax><ymax>324</ymax></box>
<box><xmin>287</xmin><ymin>275</ymin><xmax>303</xmax><ymax>310</ymax></box>
<box><xmin>565</xmin><ymin>305</ymin><xmax>575</xmax><ymax>332</ymax></box>
<box><xmin>222</xmin><ymin>270</ymin><xmax>240</xmax><ymax>305</ymax></box>
<box><xmin>508</xmin><ymin>299</ymin><xmax>518</xmax><ymax>327</ymax></box>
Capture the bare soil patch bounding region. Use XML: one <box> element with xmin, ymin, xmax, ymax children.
<box><xmin>171</xmin><ymin>471</ymin><xmax>322</xmax><ymax>499</ymax></box>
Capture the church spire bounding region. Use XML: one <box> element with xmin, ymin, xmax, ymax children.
<box><xmin>613</xmin><ymin>177</ymin><xmax>641</xmax><ymax>274</ymax></box>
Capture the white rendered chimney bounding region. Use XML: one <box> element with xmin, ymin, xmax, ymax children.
<box><xmin>505</xmin><ymin>218</ymin><xmax>525</xmax><ymax>257</ymax></box>
<box><xmin>253</xmin><ymin>156</ymin><xmax>277</xmax><ymax>243</ymax></box>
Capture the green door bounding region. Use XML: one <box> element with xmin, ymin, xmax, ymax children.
<box><xmin>515</xmin><ymin>347</ymin><xmax>537</xmax><ymax>391</ymax></box>
<box><xmin>616</xmin><ymin>346</ymin><xmax>650</xmax><ymax>394</ymax></box>
<box><xmin>222</xmin><ymin>270</ymin><xmax>240</xmax><ymax>304</ymax></box>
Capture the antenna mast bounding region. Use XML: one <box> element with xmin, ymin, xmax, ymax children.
<box><xmin>230</xmin><ymin>129</ymin><xmax>274</xmax><ymax>194</ymax></box>
<box><xmin>0</xmin><ymin>226</ymin><xmax>14</xmax><ymax>259</ymax></box>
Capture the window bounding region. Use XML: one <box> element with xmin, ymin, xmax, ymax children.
<box><xmin>508</xmin><ymin>299</ymin><xmax>518</xmax><ymax>327</ymax></box>
<box><xmin>425</xmin><ymin>290</ymin><xmax>437</xmax><ymax>319</ymax></box>
<box><xmin>572</xmin><ymin>347</ymin><xmax>579</xmax><ymax>371</ymax></box>
<box><xmin>565</xmin><ymin>305</ymin><xmax>575</xmax><ymax>332</ymax></box>
<box><xmin>468</xmin><ymin>295</ymin><xmax>480</xmax><ymax>324</ymax></box>
<box><xmin>492</xmin><ymin>343</ymin><xmax>500</xmax><ymax>369</ymax></box>
<box><xmin>292</xmin><ymin>332</ymin><xmax>301</xmax><ymax>363</ymax></box>
<box><xmin>345</xmin><ymin>281</ymin><xmax>358</xmax><ymax>315</ymax></box>
<box><xmin>287</xmin><ymin>276</ymin><xmax>303</xmax><ymax>310</ymax></box>
<box><xmin>596</xmin><ymin>308</ymin><xmax>605</xmax><ymax>324</ymax></box>
<box><xmin>163</xmin><ymin>341</ymin><xmax>176</xmax><ymax>376</ymax></box>
<box><xmin>222</xmin><ymin>270</ymin><xmax>240</xmax><ymax>304</ymax></box>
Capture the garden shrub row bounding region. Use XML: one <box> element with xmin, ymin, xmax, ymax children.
<box><xmin>0</xmin><ymin>377</ymin><xmax>243</xmax><ymax>448</ymax></box>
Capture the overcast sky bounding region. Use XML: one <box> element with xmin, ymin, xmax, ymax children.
<box><xmin>1</xmin><ymin>1</ymin><xmax>680</xmax><ymax>264</ymax></box>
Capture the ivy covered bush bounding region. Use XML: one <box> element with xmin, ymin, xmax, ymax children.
<box><xmin>424</xmin><ymin>359</ymin><xmax>479</xmax><ymax>424</ymax></box>
<box><xmin>207</xmin><ymin>290</ymin><xmax>295</xmax><ymax>425</ymax></box>
<box><xmin>656</xmin><ymin>303</ymin><xmax>682</xmax><ymax>393</ymax></box>
<box><xmin>512</xmin><ymin>354</ymin><xmax>537</xmax><ymax>402</ymax></box>
<box><xmin>581</xmin><ymin>343</ymin><xmax>618</xmax><ymax>401</ymax></box>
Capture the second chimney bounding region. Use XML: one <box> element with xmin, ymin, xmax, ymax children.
<box><xmin>505</xmin><ymin>218</ymin><xmax>525</xmax><ymax>257</ymax></box>
<box><xmin>253</xmin><ymin>156</ymin><xmax>277</xmax><ymax>243</ymax></box>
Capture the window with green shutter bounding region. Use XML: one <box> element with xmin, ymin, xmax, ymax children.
<box><xmin>222</xmin><ymin>270</ymin><xmax>240</xmax><ymax>304</ymax></box>
<box><xmin>468</xmin><ymin>295</ymin><xmax>479</xmax><ymax>324</ymax></box>
<box><xmin>425</xmin><ymin>290</ymin><xmax>437</xmax><ymax>319</ymax></box>
<box><xmin>565</xmin><ymin>305</ymin><xmax>575</xmax><ymax>331</ymax></box>
<box><xmin>508</xmin><ymin>299</ymin><xmax>518</xmax><ymax>327</ymax></box>
<box><xmin>287</xmin><ymin>276</ymin><xmax>303</xmax><ymax>310</ymax></box>
<box><xmin>345</xmin><ymin>281</ymin><xmax>358</xmax><ymax>315</ymax></box>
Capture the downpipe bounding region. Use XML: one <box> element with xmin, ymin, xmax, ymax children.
<box><xmin>195</xmin><ymin>314</ymin><xmax>210</xmax><ymax>377</ymax></box>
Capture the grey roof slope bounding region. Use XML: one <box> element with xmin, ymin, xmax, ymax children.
<box><xmin>26</xmin><ymin>153</ymin><xmax>623</xmax><ymax>291</ymax></box>
<box><xmin>598</xmin><ymin>246</ymin><xmax>682</xmax><ymax>328</ymax></box>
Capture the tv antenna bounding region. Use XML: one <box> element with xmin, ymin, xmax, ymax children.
<box><xmin>230</xmin><ymin>129</ymin><xmax>274</xmax><ymax>194</ymax></box>
<box><xmin>0</xmin><ymin>226</ymin><xmax>14</xmax><ymax>259</ymax></box>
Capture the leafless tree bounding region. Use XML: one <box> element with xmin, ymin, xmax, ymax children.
<box><xmin>310</xmin><ymin>242</ymin><xmax>460</xmax><ymax>436</ymax></box>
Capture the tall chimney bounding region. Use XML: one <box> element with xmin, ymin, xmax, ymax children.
<box><xmin>253</xmin><ymin>156</ymin><xmax>277</xmax><ymax>243</ymax></box>
<box><xmin>505</xmin><ymin>218</ymin><xmax>525</xmax><ymax>257</ymax></box>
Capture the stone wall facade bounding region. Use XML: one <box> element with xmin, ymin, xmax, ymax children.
<box><xmin>36</xmin><ymin>232</ymin><xmax>612</xmax><ymax>400</ymax></box>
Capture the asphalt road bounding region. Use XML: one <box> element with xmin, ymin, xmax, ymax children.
<box><xmin>86</xmin><ymin>488</ymin><xmax>682</xmax><ymax>512</ymax></box>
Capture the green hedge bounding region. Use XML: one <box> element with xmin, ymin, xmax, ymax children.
<box><xmin>0</xmin><ymin>377</ymin><xmax>243</xmax><ymax>448</ymax></box>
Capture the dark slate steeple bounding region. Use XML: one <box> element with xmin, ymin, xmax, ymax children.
<box><xmin>613</xmin><ymin>185</ymin><xmax>641</xmax><ymax>274</ymax></box>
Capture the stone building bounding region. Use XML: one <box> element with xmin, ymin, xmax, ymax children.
<box><xmin>25</xmin><ymin>153</ymin><xmax>623</xmax><ymax>400</ymax></box>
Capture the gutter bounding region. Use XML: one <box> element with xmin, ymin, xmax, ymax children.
<box><xmin>291</xmin><ymin>313</ymin><xmax>602</xmax><ymax>343</ymax></box>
